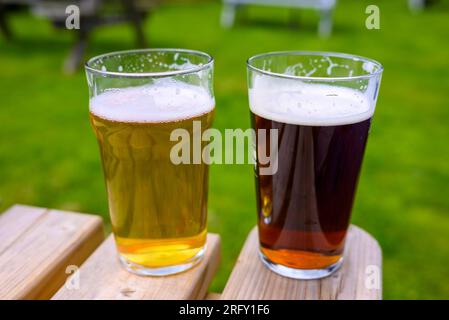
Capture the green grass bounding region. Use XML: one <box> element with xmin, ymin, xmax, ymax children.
<box><xmin>1</xmin><ymin>0</ymin><xmax>449</xmax><ymax>299</ymax></box>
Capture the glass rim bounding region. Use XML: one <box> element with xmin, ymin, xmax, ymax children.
<box><xmin>247</xmin><ymin>51</ymin><xmax>384</xmax><ymax>81</ymax></box>
<box><xmin>85</xmin><ymin>48</ymin><xmax>214</xmax><ymax>78</ymax></box>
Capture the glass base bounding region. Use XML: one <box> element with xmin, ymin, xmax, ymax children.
<box><xmin>259</xmin><ymin>249</ymin><xmax>343</xmax><ymax>280</ymax></box>
<box><xmin>118</xmin><ymin>245</ymin><xmax>206</xmax><ymax>276</ymax></box>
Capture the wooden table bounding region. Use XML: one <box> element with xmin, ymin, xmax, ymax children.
<box><xmin>0</xmin><ymin>205</ymin><xmax>382</xmax><ymax>300</ymax></box>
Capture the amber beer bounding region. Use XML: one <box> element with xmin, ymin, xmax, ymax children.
<box><xmin>90</xmin><ymin>83</ymin><xmax>214</xmax><ymax>272</ymax></box>
<box><xmin>91</xmin><ymin>115</ymin><xmax>213</xmax><ymax>266</ymax></box>
<box><xmin>86</xmin><ymin>49</ymin><xmax>214</xmax><ymax>276</ymax></box>
<box><xmin>247</xmin><ymin>51</ymin><xmax>383</xmax><ymax>279</ymax></box>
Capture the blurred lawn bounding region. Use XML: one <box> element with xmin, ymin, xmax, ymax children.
<box><xmin>1</xmin><ymin>0</ymin><xmax>449</xmax><ymax>299</ymax></box>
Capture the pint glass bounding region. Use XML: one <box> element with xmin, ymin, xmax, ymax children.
<box><xmin>85</xmin><ymin>49</ymin><xmax>214</xmax><ymax>276</ymax></box>
<box><xmin>247</xmin><ymin>51</ymin><xmax>383</xmax><ymax>279</ymax></box>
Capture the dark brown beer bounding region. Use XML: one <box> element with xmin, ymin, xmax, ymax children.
<box><xmin>247</xmin><ymin>51</ymin><xmax>383</xmax><ymax>278</ymax></box>
<box><xmin>252</xmin><ymin>113</ymin><xmax>371</xmax><ymax>269</ymax></box>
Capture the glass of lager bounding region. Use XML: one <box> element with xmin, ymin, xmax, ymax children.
<box><xmin>247</xmin><ymin>51</ymin><xmax>383</xmax><ymax>279</ymax></box>
<box><xmin>85</xmin><ymin>49</ymin><xmax>214</xmax><ymax>276</ymax></box>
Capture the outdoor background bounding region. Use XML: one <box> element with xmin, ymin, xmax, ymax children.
<box><xmin>1</xmin><ymin>0</ymin><xmax>448</xmax><ymax>299</ymax></box>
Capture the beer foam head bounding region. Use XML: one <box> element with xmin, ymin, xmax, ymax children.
<box><xmin>90</xmin><ymin>79</ymin><xmax>214</xmax><ymax>122</ymax></box>
<box><xmin>249</xmin><ymin>75</ymin><xmax>374</xmax><ymax>126</ymax></box>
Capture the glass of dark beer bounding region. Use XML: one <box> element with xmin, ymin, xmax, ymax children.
<box><xmin>247</xmin><ymin>51</ymin><xmax>383</xmax><ymax>279</ymax></box>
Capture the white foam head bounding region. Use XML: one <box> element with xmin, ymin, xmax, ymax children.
<box><xmin>249</xmin><ymin>75</ymin><xmax>374</xmax><ymax>126</ymax></box>
<box><xmin>90</xmin><ymin>79</ymin><xmax>214</xmax><ymax>123</ymax></box>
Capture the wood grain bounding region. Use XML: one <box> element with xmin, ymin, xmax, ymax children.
<box><xmin>221</xmin><ymin>225</ymin><xmax>382</xmax><ymax>300</ymax></box>
<box><xmin>53</xmin><ymin>233</ymin><xmax>221</xmax><ymax>300</ymax></box>
<box><xmin>0</xmin><ymin>205</ymin><xmax>104</xmax><ymax>299</ymax></box>
<box><xmin>206</xmin><ymin>292</ymin><xmax>222</xmax><ymax>300</ymax></box>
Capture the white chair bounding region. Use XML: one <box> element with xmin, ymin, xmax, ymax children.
<box><xmin>408</xmin><ymin>0</ymin><xmax>426</xmax><ymax>11</ymax></box>
<box><xmin>221</xmin><ymin>0</ymin><xmax>337</xmax><ymax>37</ymax></box>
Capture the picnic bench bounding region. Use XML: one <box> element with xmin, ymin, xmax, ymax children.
<box><xmin>0</xmin><ymin>205</ymin><xmax>382</xmax><ymax>300</ymax></box>
<box><xmin>0</xmin><ymin>0</ymin><xmax>158</xmax><ymax>73</ymax></box>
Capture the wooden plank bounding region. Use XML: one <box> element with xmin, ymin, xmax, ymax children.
<box><xmin>53</xmin><ymin>233</ymin><xmax>221</xmax><ymax>300</ymax></box>
<box><xmin>206</xmin><ymin>292</ymin><xmax>222</xmax><ymax>300</ymax></box>
<box><xmin>221</xmin><ymin>225</ymin><xmax>382</xmax><ymax>300</ymax></box>
<box><xmin>0</xmin><ymin>205</ymin><xmax>104</xmax><ymax>299</ymax></box>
